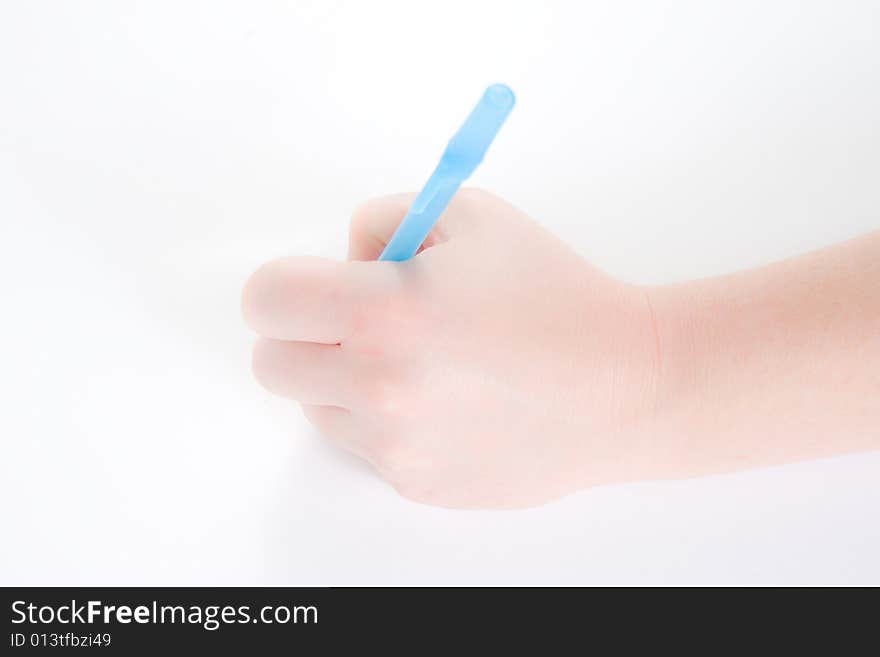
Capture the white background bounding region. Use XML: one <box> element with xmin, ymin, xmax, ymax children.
<box><xmin>1</xmin><ymin>1</ymin><xmax>878</xmax><ymax>585</ymax></box>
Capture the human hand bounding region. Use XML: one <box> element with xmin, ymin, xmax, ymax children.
<box><xmin>242</xmin><ymin>189</ymin><xmax>660</xmax><ymax>508</ymax></box>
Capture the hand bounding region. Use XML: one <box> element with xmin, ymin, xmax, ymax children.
<box><xmin>242</xmin><ymin>189</ymin><xmax>660</xmax><ymax>508</ymax></box>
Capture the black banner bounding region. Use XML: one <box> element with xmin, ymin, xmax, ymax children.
<box><xmin>1</xmin><ymin>586</ymin><xmax>864</xmax><ymax>652</ymax></box>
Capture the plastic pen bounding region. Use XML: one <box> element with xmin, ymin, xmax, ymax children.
<box><xmin>378</xmin><ymin>84</ymin><xmax>516</xmax><ymax>261</ymax></box>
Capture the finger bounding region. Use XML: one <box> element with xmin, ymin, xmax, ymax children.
<box><xmin>349</xmin><ymin>192</ymin><xmax>457</xmax><ymax>261</ymax></box>
<box><xmin>348</xmin><ymin>193</ymin><xmax>413</xmax><ymax>261</ymax></box>
<box><xmin>300</xmin><ymin>404</ymin><xmax>378</xmax><ymax>465</ymax></box>
<box><xmin>252</xmin><ymin>337</ymin><xmax>353</xmax><ymax>406</ymax></box>
<box><xmin>242</xmin><ymin>256</ymin><xmax>391</xmax><ymax>342</ymax></box>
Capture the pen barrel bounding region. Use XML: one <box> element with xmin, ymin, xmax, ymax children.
<box><xmin>378</xmin><ymin>84</ymin><xmax>515</xmax><ymax>262</ymax></box>
<box><xmin>441</xmin><ymin>84</ymin><xmax>515</xmax><ymax>178</ymax></box>
<box><xmin>379</xmin><ymin>180</ymin><xmax>461</xmax><ymax>262</ymax></box>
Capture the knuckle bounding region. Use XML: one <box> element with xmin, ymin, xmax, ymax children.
<box><xmin>348</xmin><ymin>199</ymin><xmax>375</xmax><ymax>235</ymax></box>
<box><xmin>356</xmin><ymin>365</ymin><xmax>427</xmax><ymax>422</ymax></box>
<box><xmin>348</xmin><ymin>196</ymin><xmax>400</xmax><ymax>237</ymax></box>
<box><xmin>361</xmin><ymin>374</ymin><xmax>406</xmax><ymax>417</ymax></box>
<box><xmin>372</xmin><ymin>432</ymin><xmax>410</xmax><ymax>469</ymax></box>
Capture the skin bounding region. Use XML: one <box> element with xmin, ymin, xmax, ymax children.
<box><xmin>242</xmin><ymin>189</ymin><xmax>880</xmax><ymax>509</ymax></box>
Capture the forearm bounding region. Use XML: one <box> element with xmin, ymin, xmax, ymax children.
<box><xmin>649</xmin><ymin>231</ymin><xmax>880</xmax><ymax>478</ymax></box>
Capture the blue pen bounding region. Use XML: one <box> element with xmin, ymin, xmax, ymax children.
<box><xmin>379</xmin><ymin>84</ymin><xmax>516</xmax><ymax>261</ymax></box>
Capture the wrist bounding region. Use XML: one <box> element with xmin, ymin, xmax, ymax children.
<box><xmin>640</xmin><ymin>278</ymin><xmax>756</xmax><ymax>479</ymax></box>
<box><xmin>569</xmin><ymin>277</ymin><xmax>669</xmax><ymax>486</ymax></box>
<box><xmin>639</xmin><ymin>283</ymin><xmax>705</xmax><ymax>477</ymax></box>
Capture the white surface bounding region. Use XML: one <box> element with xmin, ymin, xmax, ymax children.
<box><xmin>1</xmin><ymin>1</ymin><xmax>879</xmax><ymax>585</ymax></box>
